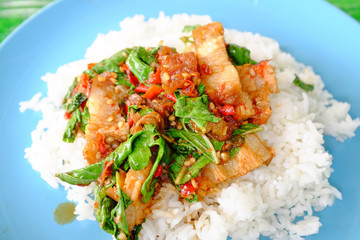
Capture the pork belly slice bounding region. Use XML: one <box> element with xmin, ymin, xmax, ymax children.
<box><xmin>196</xmin><ymin>133</ymin><xmax>275</xmax><ymax>198</ymax></box>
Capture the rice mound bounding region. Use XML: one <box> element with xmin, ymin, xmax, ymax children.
<box><xmin>20</xmin><ymin>13</ymin><xmax>360</xmax><ymax>239</ymax></box>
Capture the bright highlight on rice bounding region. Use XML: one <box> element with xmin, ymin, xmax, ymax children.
<box><xmin>20</xmin><ymin>13</ymin><xmax>360</xmax><ymax>240</ymax></box>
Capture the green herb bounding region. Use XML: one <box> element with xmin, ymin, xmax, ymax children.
<box><xmin>64</xmin><ymin>92</ymin><xmax>87</xmax><ymax>113</ymax></box>
<box><xmin>110</xmin><ymin>172</ymin><xmax>132</xmax><ymax>238</ymax></box>
<box><xmin>166</xmin><ymin>127</ymin><xmax>219</xmax><ymax>164</ymax></box>
<box><xmin>168</xmin><ymin>153</ymin><xmax>187</xmax><ymax>184</ymax></box>
<box><xmin>173</xmin><ymin>94</ymin><xmax>221</xmax><ymax>131</ymax></box>
<box><xmin>229</xmin><ymin>147</ymin><xmax>240</xmax><ymax>158</ymax></box>
<box><xmin>197</xmin><ymin>83</ymin><xmax>206</xmax><ymax>95</ymax></box>
<box><xmin>182</xmin><ymin>24</ymin><xmax>200</xmax><ymax>33</ymax></box>
<box><xmin>62</xmin><ymin>77</ymin><xmax>78</xmax><ymax>106</ymax></box>
<box><xmin>80</xmin><ymin>106</ymin><xmax>90</xmax><ymax>132</ymax></box>
<box><xmin>211</xmin><ymin>139</ymin><xmax>224</xmax><ymax>151</ymax></box>
<box><xmin>138</xmin><ymin>108</ymin><xmax>154</xmax><ymax>117</ymax></box>
<box><xmin>179</xmin><ymin>155</ymin><xmax>211</xmax><ymax>185</ymax></box>
<box><xmin>233</xmin><ymin>123</ymin><xmax>264</xmax><ymax>137</ymax></box>
<box><xmin>62</xmin><ymin>109</ymin><xmax>81</xmax><ymax>143</ymax></box>
<box><xmin>185</xmin><ymin>194</ymin><xmax>199</xmax><ymax>203</ymax></box>
<box><xmin>125</xmin><ymin>47</ymin><xmax>157</xmax><ymax>83</ymax></box>
<box><xmin>130</xmin><ymin>220</ymin><xmax>145</xmax><ymax>240</ymax></box>
<box><xmin>293</xmin><ymin>75</ymin><xmax>314</xmax><ymax>92</ymax></box>
<box><xmin>86</xmin><ymin>48</ymin><xmax>135</xmax><ymax>78</ymax></box>
<box><xmin>226</xmin><ymin>43</ymin><xmax>257</xmax><ymax>66</ymax></box>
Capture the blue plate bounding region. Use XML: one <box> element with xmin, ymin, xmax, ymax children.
<box><xmin>1</xmin><ymin>0</ymin><xmax>359</xmax><ymax>239</ymax></box>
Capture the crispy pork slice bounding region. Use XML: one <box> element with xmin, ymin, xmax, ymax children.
<box><xmin>236</xmin><ymin>61</ymin><xmax>279</xmax><ymax>125</ymax></box>
<box><xmin>193</xmin><ymin>22</ymin><xmax>243</xmax><ymax>106</ymax></box>
<box><xmin>83</xmin><ymin>71</ymin><xmax>129</xmax><ymax>164</ymax></box>
<box><xmin>196</xmin><ymin>133</ymin><xmax>275</xmax><ymax>198</ymax></box>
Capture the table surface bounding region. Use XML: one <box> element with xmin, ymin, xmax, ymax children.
<box><xmin>0</xmin><ymin>0</ymin><xmax>359</xmax><ymax>42</ymax></box>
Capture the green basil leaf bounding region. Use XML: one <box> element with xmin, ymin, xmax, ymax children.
<box><xmin>62</xmin><ymin>109</ymin><xmax>81</xmax><ymax>143</ymax></box>
<box><xmin>233</xmin><ymin>123</ymin><xmax>264</xmax><ymax>137</ymax></box>
<box><xmin>64</xmin><ymin>92</ymin><xmax>87</xmax><ymax>113</ymax></box>
<box><xmin>293</xmin><ymin>74</ymin><xmax>314</xmax><ymax>92</ymax></box>
<box><xmin>125</xmin><ymin>51</ymin><xmax>153</xmax><ymax>83</ymax></box>
<box><xmin>226</xmin><ymin>43</ymin><xmax>257</xmax><ymax>66</ymax></box>
<box><xmin>230</xmin><ymin>147</ymin><xmax>240</xmax><ymax>158</ymax></box>
<box><xmin>174</xmin><ymin>95</ymin><xmax>221</xmax><ymax>131</ymax></box>
<box><xmin>80</xmin><ymin>106</ymin><xmax>90</xmax><ymax>132</ymax></box>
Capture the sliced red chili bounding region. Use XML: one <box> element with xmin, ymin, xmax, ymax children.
<box><xmin>87</xmin><ymin>63</ymin><xmax>97</xmax><ymax>70</ymax></box>
<box><xmin>97</xmin><ymin>160</ymin><xmax>114</xmax><ymax>184</ymax></box>
<box><xmin>134</xmin><ymin>84</ymin><xmax>150</xmax><ymax>93</ymax></box>
<box><xmin>164</xmin><ymin>93</ymin><xmax>177</xmax><ymax>103</ymax></box>
<box><xmin>143</xmin><ymin>85</ymin><xmax>164</xmax><ymax>100</ymax></box>
<box><xmin>179</xmin><ymin>179</ymin><xmax>199</xmax><ymax>197</ymax></box>
<box><xmin>148</xmin><ymin>67</ymin><xmax>162</xmax><ymax>84</ymax></box>
<box><xmin>218</xmin><ymin>104</ymin><xmax>235</xmax><ymax>116</ymax></box>
<box><xmin>153</xmin><ymin>165</ymin><xmax>163</xmax><ymax>178</ymax></box>
<box><xmin>64</xmin><ymin>111</ymin><xmax>71</xmax><ymax>120</ymax></box>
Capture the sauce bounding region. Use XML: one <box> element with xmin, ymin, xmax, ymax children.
<box><xmin>53</xmin><ymin>202</ymin><xmax>77</xmax><ymax>225</ymax></box>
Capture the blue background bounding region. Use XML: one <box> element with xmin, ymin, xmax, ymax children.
<box><xmin>0</xmin><ymin>0</ymin><xmax>359</xmax><ymax>239</ymax></box>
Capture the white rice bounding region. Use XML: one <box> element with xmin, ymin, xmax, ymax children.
<box><xmin>20</xmin><ymin>13</ymin><xmax>360</xmax><ymax>239</ymax></box>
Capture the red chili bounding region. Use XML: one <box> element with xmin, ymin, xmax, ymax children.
<box><xmin>134</xmin><ymin>84</ymin><xmax>150</xmax><ymax>93</ymax></box>
<box><xmin>179</xmin><ymin>180</ymin><xmax>199</xmax><ymax>197</ymax></box>
<box><xmin>148</xmin><ymin>67</ymin><xmax>162</xmax><ymax>84</ymax></box>
<box><xmin>64</xmin><ymin>111</ymin><xmax>71</xmax><ymax>120</ymax></box>
<box><xmin>164</xmin><ymin>93</ymin><xmax>177</xmax><ymax>102</ymax></box>
<box><xmin>87</xmin><ymin>63</ymin><xmax>96</xmax><ymax>70</ymax></box>
<box><xmin>153</xmin><ymin>165</ymin><xmax>163</xmax><ymax>178</ymax></box>
<box><xmin>96</xmin><ymin>133</ymin><xmax>108</xmax><ymax>155</ymax></box>
<box><xmin>218</xmin><ymin>104</ymin><xmax>235</xmax><ymax>116</ymax></box>
<box><xmin>181</xmin><ymin>79</ymin><xmax>196</xmax><ymax>97</ymax></box>
<box><xmin>123</xmin><ymin>64</ymin><xmax>139</xmax><ymax>86</ymax></box>
<box><xmin>98</xmin><ymin>160</ymin><xmax>114</xmax><ymax>184</ymax></box>
<box><xmin>143</xmin><ymin>85</ymin><xmax>164</xmax><ymax>100</ymax></box>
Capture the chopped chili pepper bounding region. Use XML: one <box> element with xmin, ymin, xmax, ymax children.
<box><xmin>181</xmin><ymin>79</ymin><xmax>196</xmax><ymax>97</ymax></box>
<box><xmin>143</xmin><ymin>85</ymin><xmax>164</xmax><ymax>100</ymax></box>
<box><xmin>87</xmin><ymin>63</ymin><xmax>97</xmax><ymax>70</ymax></box>
<box><xmin>164</xmin><ymin>93</ymin><xmax>177</xmax><ymax>102</ymax></box>
<box><xmin>64</xmin><ymin>111</ymin><xmax>71</xmax><ymax>120</ymax></box>
<box><xmin>148</xmin><ymin>67</ymin><xmax>162</xmax><ymax>84</ymax></box>
<box><xmin>153</xmin><ymin>165</ymin><xmax>163</xmax><ymax>178</ymax></box>
<box><xmin>218</xmin><ymin>104</ymin><xmax>235</xmax><ymax>116</ymax></box>
<box><xmin>134</xmin><ymin>84</ymin><xmax>150</xmax><ymax>93</ymax></box>
<box><xmin>179</xmin><ymin>180</ymin><xmax>199</xmax><ymax>197</ymax></box>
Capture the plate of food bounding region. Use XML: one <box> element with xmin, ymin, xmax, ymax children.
<box><xmin>0</xmin><ymin>0</ymin><xmax>359</xmax><ymax>239</ymax></box>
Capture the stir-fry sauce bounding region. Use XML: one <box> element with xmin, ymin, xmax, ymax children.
<box><xmin>56</xmin><ymin>22</ymin><xmax>278</xmax><ymax>240</ymax></box>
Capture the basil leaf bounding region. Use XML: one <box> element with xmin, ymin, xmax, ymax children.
<box><xmin>197</xmin><ymin>83</ymin><xmax>206</xmax><ymax>95</ymax></box>
<box><xmin>138</xmin><ymin>108</ymin><xmax>154</xmax><ymax>117</ymax></box>
<box><xmin>174</xmin><ymin>95</ymin><xmax>221</xmax><ymax>131</ymax></box>
<box><xmin>230</xmin><ymin>147</ymin><xmax>240</xmax><ymax>158</ymax></box>
<box><xmin>62</xmin><ymin>77</ymin><xmax>78</xmax><ymax>107</ymax></box>
<box><xmin>211</xmin><ymin>139</ymin><xmax>224</xmax><ymax>151</ymax></box>
<box><xmin>226</xmin><ymin>43</ymin><xmax>257</xmax><ymax>66</ymax></box>
<box><xmin>127</xmin><ymin>133</ymin><xmax>152</xmax><ymax>171</ymax></box>
<box><xmin>233</xmin><ymin>123</ymin><xmax>264</xmax><ymax>137</ymax></box>
<box><xmin>94</xmin><ymin>185</ymin><xmax>118</xmax><ymax>235</ymax></box>
<box><xmin>293</xmin><ymin>74</ymin><xmax>314</xmax><ymax>92</ymax></box>
<box><xmin>168</xmin><ymin>153</ymin><xmax>187</xmax><ymax>183</ymax></box>
<box><xmin>135</xmin><ymin>46</ymin><xmax>157</xmax><ymax>66</ymax></box>
<box><xmin>62</xmin><ymin>109</ymin><xmax>81</xmax><ymax>143</ymax></box>
<box><xmin>86</xmin><ymin>48</ymin><xmax>135</xmax><ymax>77</ymax></box>
<box><xmin>182</xmin><ymin>24</ymin><xmax>200</xmax><ymax>33</ymax></box>
<box><xmin>64</xmin><ymin>92</ymin><xmax>87</xmax><ymax>113</ymax></box>
<box><xmin>131</xmin><ymin>221</ymin><xmax>145</xmax><ymax>240</ymax></box>
<box><xmin>80</xmin><ymin>106</ymin><xmax>90</xmax><ymax>132</ymax></box>
<box><xmin>125</xmin><ymin>51</ymin><xmax>153</xmax><ymax>83</ymax></box>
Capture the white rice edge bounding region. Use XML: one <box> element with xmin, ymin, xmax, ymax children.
<box><xmin>19</xmin><ymin>12</ymin><xmax>360</xmax><ymax>239</ymax></box>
